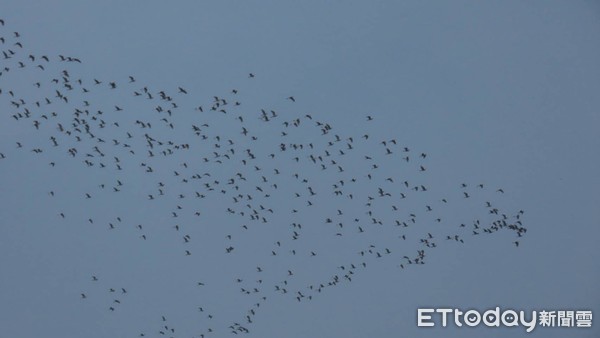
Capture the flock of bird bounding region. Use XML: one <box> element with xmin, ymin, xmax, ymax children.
<box><xmin>0</xmin><ymin>18</ymin><xmax>527</xmax><ymax>337</ymax></box>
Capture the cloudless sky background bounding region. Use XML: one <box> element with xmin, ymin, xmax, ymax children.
<box><xmin>0</xmin><ymin>1</ymin><xmax>599</xmax><ymax>337</ymax></box>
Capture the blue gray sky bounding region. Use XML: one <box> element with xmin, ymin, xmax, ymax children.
<box><xmin>0</xmin><ymin>1</ymin><xmax>598</xmax><ymax>337</ymax></box>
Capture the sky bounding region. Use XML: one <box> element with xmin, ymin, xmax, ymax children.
<box><xmin>0</xmin><ymin>1</ymin><xmax>599</xmax><ymax>337</ymax></box>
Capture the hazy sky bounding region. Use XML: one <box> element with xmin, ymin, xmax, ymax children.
<box><xmin>0</xmin><ymin>1</ymin><xmax>599</xmax><ymax>337</ymax></box>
